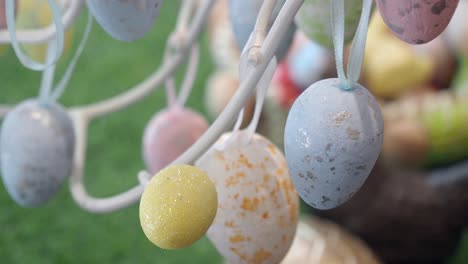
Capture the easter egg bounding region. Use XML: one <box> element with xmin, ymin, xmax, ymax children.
<box><xmin>271</xmin><ymin>61</ymin><xmax>302</xmax><ymax>109</ymax></box>
<box><xmin>284</xmin><ymin>78</ymin><xmax>384</xmax><ymax>210</ymax></box>
<box><xmin>229</xmin><ymin>0</ymin><xmax>296</xmax><ymax>61</ymax></box>
<box><xmin>288</xmin><ymin>40</ymin><xmax>331</xmax><ymax>90</ymax></box>
<box><xmin>196</xmin><ymin>131</ymin><xmax>299</xmax><ymax>264</ymax></box>
<box><xmin>0</xmin><ymin>99</ymin><xmax>75</xmax><ymax>207</ymax></box>
<box><xmin>295</xmin><ymin>0</ymin><xmax>362</xmax><ymax>48</ymax></box>
<box><xmin>142</xmin><ymin>106</ymin><xmax>208</xmax><ymax>174</ymax></box>
<box><xmin>376</xmin><ymin>0</ymin><xmax>459</xmax><ymax>44</ymax></box>
<box><xmin>363</xmin><ymin>13</ymin><xmax>435</xmax><ymax>99</ymax></box>
<box><xmin>86</xmin><ymin>0</ymin><xmax>161</xmax><ymax>42</ymax></box>
<box><xmin>16</xmin><ymin>0</ymin><xmax>74</xmax><ymax>62</ymax></box>
<box><xmin>204</xmin><ymin>70</ymin><xmax>255</xmax><ymax>126</ymax></box>
<box><xmin>445</xmin><ymin>0</ymin><xmax>468</xmax><ymax>57</ymax></box>
<box><xmin>139</xmin><ymin>164</ymin><xmax>218</xmax><ymax>249</ymax></box>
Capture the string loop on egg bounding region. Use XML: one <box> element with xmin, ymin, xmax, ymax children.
<box><xmin>5</xmin><ymin>0</ymin><xmax>65</xmax><ymax>71</ymax></box>
<box><xmin>331</xmin><ymin>0</ymin><xmax>373</xmax><ymax>91</ymax></box>
<box><xmin>38</xmin><ymin>11</ymin><xmax>93</xmax><ymax>104</ymax></box>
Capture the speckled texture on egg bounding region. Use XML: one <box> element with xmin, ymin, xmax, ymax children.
<box><xmin>142</xmin><ymin>106</ymin><xmax>209</xmax><ymax>174</ymax></box>
<box><xmin>139</xmin><ymin>164</ymin><xmax>218</xmax><ymax>250</ymax></box>
<box><xmin>376</xmin><ymin>0</ymin><xmax>459</xmax><ymax>44</ymax></box>
<box><xmin>229</xmin><ymin>0</ymin><xmax>295</xmax><ymax>61</ymax></box>
<box><xmin>0</xmin><ymin>99</ymin><xmax>75</xmax><ymax>207</ymax></box>
<box><xmin>284</xmin><ymin>78</ymin><xmax>384</xmax><ymax>210</ymax></box>
<box><xmin>86</xmin><ymin>0</ymin><xmax>161</xmax><ymax>42</ymax></box>
<box><xmin>196</xmin><ymin>131</ymin><xmax>299</xmax><ymax>264</ymax></box>
<box><xmin>295</xmin><ymin>0</ymin><xmax>362</xmax><ymax>48</ymax></box>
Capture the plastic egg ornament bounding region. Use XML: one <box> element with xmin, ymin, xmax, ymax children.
<box><xmin>0</xmin><ymin>99</ymin><xmax>75</xmax><ymax>207</ymax></box>
<box><xmin>376</xmin><ymin>0</ymin><xmax>459</xmax><ymax>44</ymax></box>
<box><xmin>86</xmin><ymin>0</ymin><xmax>161</xmax><ymax>42</ymax></box>
<box><xmin>284</xmin><ymin>78</ymin><xmax>384</xmax><ymax>210</ymax></box>
<box><xmin>139</xmin><ymin>164</ymin><xmax>218</xmax><ymax>249</ymax></box>
<box><xmin>295</xmin><ymin>0</ymin><xmax>362</xmax><ymax>48</ymax></box>
<box><xmin>229</xmin><ymin>0</ymin><xmax>296</xmax><ymax>61</ymax></box>
<box><xmin>142</xmin><ymin>106</ymin><xmax>208</xmax><ymax>174</ymax></box>
<box><xmin>196</xmin><ymin>131</ymin><xmax>299</xmax><ymax>264</ymax></box>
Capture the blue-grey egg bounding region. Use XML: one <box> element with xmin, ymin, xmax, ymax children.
<box><xmin>0</xmin><ymin>99</ymin><xmax>75</xmax><ymax>207</ymax></box>
<box><xmin>295</xmin><ymin>0</ymin><xmax>363</xmax><ymax>48</ymax></box>
<box><xmin>284</xmin><ymin>78</ymin><xmax>383</xmax><ymax>210</ymax></box>
<box><xmin>228</xmin><ymin>0</ymin><xmax>296</xmax><ymax>61</ymax></box>
<box><xmin>86</xmin><ymin>0</ymin><xmax>162</xmax><ymax>42</ymax></box>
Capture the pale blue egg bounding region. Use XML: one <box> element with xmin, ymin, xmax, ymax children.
<box><xmin>86</xmin><ymin>0</ymin><xmax>162</xmax><ymax>42</ymax></box>
<box><xmin>288</xmin><ymin>41</ymin><xmax>331</xmax><ymax>90</ymax></box>
<box><xmin>228</xmin><ymin>0</ymin><xmax>295</xmax><ymax>61</ymax></box>
<box><xmin>0</xmin><ymin>99</ymin><xmax>75</xmax><ymax>207</ymax></box>
<box><xmin>284</xmin><ymin>78</ymin><xmax>383</xmax><ymax>210</ymax></box>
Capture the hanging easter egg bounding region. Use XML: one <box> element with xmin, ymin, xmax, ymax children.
<box><xmin>284</xmin><ymin>78</ymin><xmax>384</xmax><ymax>210</ymax></box>
<box><xmin>288</xmin><ymin>40</ymin><xmax>332</xmax><ymax>90</ymax></box>
<box><xmin>143</xmin><ymin>106</ymin><xmax>208</xmax><ymax>174</ymax></box>
<box><xmin>229</xmin><ymin>0</ymin><xmax>296</xmax><ymax>61</ymax></box>
<box><xmin>139</xmin><ymin>164</ymin><xmax>218</xmax><ymax>249</ymax></box>
<box><xmin>271</xmin><ymin>61</ymin><xmax>302</xmax><ymax>109</ymax></box>
<box><xmin>0</xmin><ymin>99</ymin><xmax>75</xmax><ymax>207</ymax></box>
<box><xmin>16</xmin><ymin>0</ymin><xmax>74</xmax><ymax>61</ymax></box>
<box><xmin>445</xmin><ymin>0</ymin><xmax>468</xmax><ymax>57</ymax></box>
<box><xmin>204</xmin><ymin>70</ymin><xmax>255</xmax><ymax>126</ymax></box>
<box><xmin>295</xmin><ymin>0</ymin><xmax>362</xmax><ymax>48</ymax></box>
<box><xmin>196</xmin><ymin>131</ymin><xmax>299</xmax><ymax>264</ymax></box>
<box><xmin>363</xmin><ymin>13</ymin><xmax>435</xmax><ymax>99</ymax></box>
<box><xmin>376</xmin><ymin>0</ymin><xmax>459</xmax><ymax>45</ymax></box>
<box><xmin>86</xmin><ymin>0</ymin><xmax>161</xmax><ymax>42</ymax></box>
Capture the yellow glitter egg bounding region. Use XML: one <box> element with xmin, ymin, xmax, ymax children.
<box><xmin>139</xmin><ymin>164</ymin><xmax>218</xmax><ymax>250</ymax></box>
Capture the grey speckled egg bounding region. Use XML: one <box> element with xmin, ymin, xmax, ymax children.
<box><xmin>86</xmin><ymin>0</ymin><xmax>161</xmax><ymax>42</ymax></box>
<box><xmin>284</xmin><ymin>78</ymin><xmax>384</xmax><ymax>210</ymax></box>
<box><xmin>0</xmin><ymin>99</ymin><xmax>75</xmax><ymax>207</ymax></box>
<box><xmin>229</xmin><ymin>0</ymin><xmax>296</xmax><ymax>61</ymax></box>
<box><xmin>295</xmin><ymin>0</ymin><xmax>363</xmax><ymax>48</ymax></box>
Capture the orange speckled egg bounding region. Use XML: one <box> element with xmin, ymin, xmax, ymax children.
<box><xmin>196</xmin><ymin>131</ymin><xmax>299</xmax><ymax>264</ymax></box>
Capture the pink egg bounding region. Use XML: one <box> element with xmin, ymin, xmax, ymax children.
<box><xmin>142</xmin><ymin>106</ymin><xmax>208</xmax><ymax>174</ymax></box>
<box><xmin>377</xmin><ymin>0</ymin><xmax>459</xmax><ymax>44</ymax></box>
<box><xmin>196</xmin><ymin>131</ymin><xmax>299</xmax><ymax>264</ymax></box>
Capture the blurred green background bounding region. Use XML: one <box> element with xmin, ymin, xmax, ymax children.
<box><xmin>1</xmin><ymin>1</ymin><xmax>468</xmax><ymax>263</ymax></box>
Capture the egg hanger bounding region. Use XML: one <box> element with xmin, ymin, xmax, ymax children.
<box><xmin>66</xmin><ymin>0</ymin><xmax>304</xmax><ymax>213</ymax></box>
<box><xmin>5</xmin><ymin>0</ymin><xmax>65</xmax><ymax>71</ymax></box>
<box><xmin>331</xmin><ymin>0</ymin><xmax>373</xmax><ymax>90</ymax></box>
<box><xmin>39</xmin><ymin>11</ymin><xmax>93</xmax><ymax>104</ymax></box>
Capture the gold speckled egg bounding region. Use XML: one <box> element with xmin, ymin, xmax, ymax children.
<box><xmin>196</xmin><ymin>131</ymin><xmax>299</xmax><ymax>264</ymax></box>
<box><xmin>139</xmin><ymin>164</ymin><xmax>218</xmax><ymax>250</ymax></box>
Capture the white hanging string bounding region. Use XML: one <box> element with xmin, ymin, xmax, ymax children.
<box><xmin>38</xmin><ymin>11</ymin><xmax>93</xmax><ymax>103</ymax></box>
<box><xmin>5</xmin><ymin>0</ymin><xmax>65</xmax><ymax>71</ymax></box>
<box><xmin>51</xmin><ymin>12</ymin><xmax>93</xmax><ymax>101</ymax></box>
<box><xmin>331</xmin><ymin>0</ymin><xmax>373</xmax><ymax>90</ymax></box>
<box><xmin>176</xmin><ymin>42</ymin><xmax>200</xmax><ymax>107</ymax></box>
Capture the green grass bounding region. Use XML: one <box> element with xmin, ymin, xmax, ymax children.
<box><xmin>0</xmin><ymin>1</ymin><xmax>223</xmax><ymax>263</ymax></box>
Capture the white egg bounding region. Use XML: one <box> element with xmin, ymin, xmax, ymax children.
<box><xmin>1</xmin><ymin>99</ymin><xmax>75</xmax><ymax>207</ymax></box>
<box><xmin>284</xmin><ymin>78</ymin><xmax>383</xmax><ymax>210</ymax></box>
<box><xmin>295</xmin><ymin>0</ymin><xmax>362</xmax><ymax>48</ymax></box>
<box><xmin>86</xmin><ymin>0</ymin><xmax>161</xmax><ymax>42</ymax></box>
<box><xmin>196</xmin><ymin>131</ymin><xmax>299</xmax><ymax>264</ymax></box>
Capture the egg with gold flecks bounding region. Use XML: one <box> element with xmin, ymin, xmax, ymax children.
<box><xmin>295</xmin><ymin>0</ymin><xmax>362</xmax><ymax>48</ymax></box>
<box><xmin>284</xmin><ymin>78</ymin><xmax>384</xmax><ymax>210</ymax></box>
<box><xmin>196</xmin><ymin>131</ymin><xmax>299</xmax><ymax>264</ymax></box>
<box><xmin>376</xmin><ymin>0</ymin><xmax>459</xmax><ymax>44</ymax></box>
<box><xmin>0</xmin><ymin>99</ymin><xmax>75</xmax><ymax>207</ymax></box>
<box><xmin>86</xmin><ymin>0</ymin><xmax>162</xmax><ymax>42</ymax></box>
